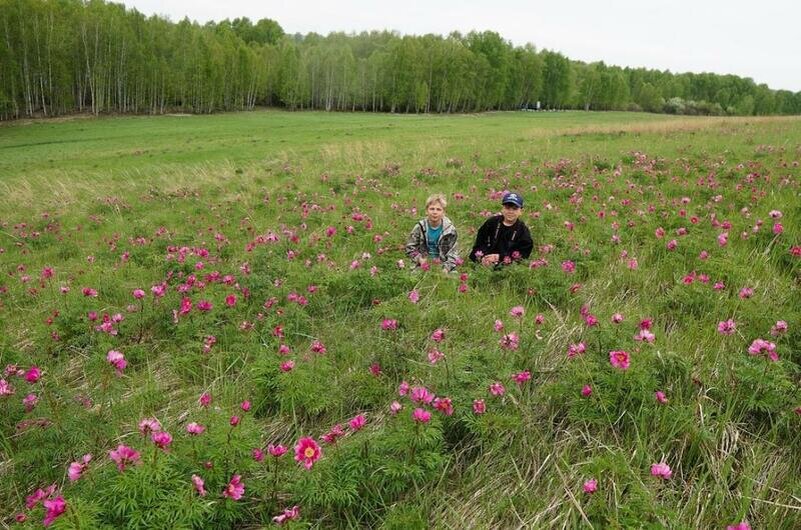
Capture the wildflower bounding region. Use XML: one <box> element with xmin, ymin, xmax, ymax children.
<box><xmin>739</xmin><ymin>287</ymin><xmax>754</xmax><ymax>299</ymax></box>
<box><xmin>773</xmin><ymin>222</ymin><xmax>783</xmax><ymax>234</ymax></box>
<box><xmin>666</xmin><ymin>239</ymin><xmax>677</xmax><ymax>250</ymax></box>
<box><xmin>473</xmin><ymin>399</ymin><xmax>486</xmax><ymax>414</ymax></box>
<box><xmin>713</xmin><ymin>281</ymin><xmax>725</xmax><ymax>290</ymax></box>
<box><xmin>584</xmin><ymin>313</ymin><xmax>599</xmax><ymax>327</ymax></box>
<box><xmin>109</xmin><ymin>444</ymin><xmax>141</xmax><ymax>472</ymax></box>
<box><xmin>132</xmin><ymin>289</ymin><xmax>145</xmax><ymax>299</ymax></box>
<box><xmin>349</xmin><ymin>414</ymin><xmax>367</xmax><ymax>431</ymax></box>
<box><xmin>655</xmin><ymin>391</ymin><xmax>668</xmax><ymax>404</ymax></box>
<box><xmin>26</xmin><ymin>484</ymin><xmax>57</xmax><ymax>509</ymax></box>
<box><xmin>726</xmin><ymin>523</ymin><xmax>751</xmax><ymax>530</ymax></box>
<box><xmin>433</xmin><ymin>397</ymin><xmax>454</xmax><ymax>416</ymax></box>
<box><xmin>634</xmin><ymin>329</ymin><xmax>655</xmax><ymax>343</ymax></box>
<box><xmin>179</xmin><ymin>296</ymin><xmax>192</xmax><ymax>315</ymax></box>
<box><xmin>717</xmin><ymin>232</ymin><xmax>729</xmax><ymax>247</ymax></box>
<box><xmin>499</xmin><ymin>332</ymin><xmax>520</xmax><ymax>350</ymax></box>
<box><xmin>650</xmin><ymin>462</ymin><xmax>672</xmax><ymax>479</ymax></box>
<box><xmin>489</xmin><ymin>382</ymin><xmax>506</xmax><ymax>396</ymax></box>
<box><xmin>398</xmin><ymin>381</ymin><xmax>410</xmax><ymax>396</ymax></box>
<box><xmin>410</xmin><ymin>386</ymin><xmax>435</xmax><ymax>404</ymax></box>
<box><xmin>494</xmin><ymin>319</ymin><xmax>504</xmax><ymax>332</ymax></box>
<box><xmin>186</xmin><ymin>422</ymin><xmax>205</xmax><ymax>435</ymax></box>
<box><xmin>42</xmin><ymin>496</ymin><xmax>67</xmax><ymax>527</ymax></box>
<box><xmin>310</xmin><ymin>340</ymin><xmax>327</xmax><ymax>354</ymax></box>
<box><xmin>412</xmin><ymin>408</ymin><xmax>432</xmax><ymax>423</ymax></box>
<box><xmin>252</xmin><ymin>448</ymin><xmax>265</xmax><ymax>462</ymax></box>
<box><xmin>428</xmin><ymin>349</ymin><xmax>444</xmax><ymax>364</ymax></box>
<box><xmin>567</xmin><ymin>342</ymin><xmax>587</xmax><ymax>359</ymax></box>
<box><xmin>273</xmin><ymin>505</ymin><xmax>300</xmax><ymax>525</ymax></box>
<box><xmin>268</xmin><ymin>444</ymin><xmax>288</xmax><ymax>457</ymax></box>
<box><xmin>770</xmin><ymin>320</ymin><xmax>788</xmax><ymax>336</ymax></box>
<box><xmin>106</xmin><ymin>350</ymin><xmax>127</xmax><ymax>376</ymax></box>
<box><xmin>512</xmin><ymin>370</ymin><xmax>532</xmax><ymax>385</ymax></box>
<box><xmin>381</xmin><ymin>319</ymin><xmax>398</xmax><ymax>330</ymax></box>
<box><xmin>223</xmin><ymin>475</ymin><xmax>245</xmax><ymax>501</ymax></box>
<box><xmin>138</xmin><ymin>417</ymin><xmax>162</xmax><ymax>436</ymax></box>
<box><xmin>535</xmin><ymin>314</ymin><xmax>545</xmax><ymax>325</ymax></box>
<box><xmin>197</xmin><ymin>300</ymin><xmax>212</xmax><ymax>312</ymax></box>
<box><xmin>152</xmin><ymin>431</ymin><xmax>173</xmax><ymax>450</ymax></box>
<box><xmin>611</xmin><ymin>313</ymin><xmax>624</xmax><ymax>324</ymax></box>
<box><xmin>280</xmin><ymin>360</ymin><xmax>295</xmax><ymax>372</ymax></box>
<box><xmin>191</xmin><ymin>474</ymin><xmax>206</xmax><ymax>496</ymax></box>
<box><xmin>68</xmin><ymin>454</ymin><xmax>92</xmax><ymax>482</ymax></box>
<box><xmin>23</xmin><ymin>393</ymin><xmax>38</xmax><ymax>412</ymax></box>
<box><xmin>390</xmin><ymin>401</ymin><xmax>403</xmax><ymax>415</ymax></box>
<box><xmin>82</xmin><ymin>287</ymin><xmax>98</xmax><ymax>297</ymax></box>
<box><xmin>747</xmin><ymin>339</ymin><xmax>778</xmax><ymax>361</ymax></box>
<box><xmin>24</xmin><ymin>366</ymin><xmax>41</xmax><ymax>384</ymax></box>
<box><xmin>294</xmin><ymin>437</ymin><xmax>322</xmax><ymax>470</ymax></box>
<box><xmin>581</xmin><ymin>385</ymin><xmax>592</xmax><ymax>397</ymax></box>
<box><xmin>230</xmin><ymin>416</ymin><xmax>240</xmax><ymax>427</ymax></box>
<box><xmin>241</xmin><ymin>400</ymin><xmax>251</xmax><ymax>412</ymax></box>
<box><xmin>199</xmin><ymin>392</ymin><xmax>212</xmax><ymax>408</ymax></box>
<box><xmin>509</xmin><ymin>305</ymin><xmax>525</xmax><ymax>318</ymax></box>
<box><xmin>408</xmin><ymin>290</ymin><xmax>420</xmax><ymax>303</ymax></box>
<box><xmin>609</xmin><ymin>350</ymin><xmax>630</xmax><ymax>370</ymax></box>
<box><xmin>717</xmin><ymin>319</ymin><xmax>736</xmax><ymax>335</ymax></box>
<box><xmin>583</xmin><ymin>479</ymin><xmax>598</xmax><ymax>494</ymax></box>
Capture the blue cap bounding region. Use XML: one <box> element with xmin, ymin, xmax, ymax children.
<box><xmin>501</xmin><ymin>192</ymin><xmax>524</xmax><ymax>208</ymax></box>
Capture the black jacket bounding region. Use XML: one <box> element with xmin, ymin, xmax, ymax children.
<box><xmin>469</xmin><ymin>215</ymin><xmax>533</xmax><ymax>263</ymax></box>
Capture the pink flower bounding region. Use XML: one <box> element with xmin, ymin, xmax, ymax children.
<box><xmin>489</xmin><ymin>382</ymin><xmax>506</xmax><ymax>396</ymax></box>
<box><xmin>106</xmin><ymin>350</ymin><xmax>127</xmax><ymax>376</ymax></box>
<box><xmin>634</xmin><ymin>329</ymin><xmax>655</xmax><ymax>343</ymax></box>
<box><xmin>473</xmin><ymin>399</ymin><xmax>486</xmax><ymax>414</ymax></box>
<box><xmin>26</xmin><ymin>484</ymin><xmax>56</xmax><ymax>509</ymax></box>
<box><xmin>655</xmin><ymin>391</ymin><xmax>668</xmax><ymax>404</ymax></box>
<box><xmin>197</xmin><ymin>300</ymin><xmax>213</xmax><ymax>312</ymax></box>
<box><xmin>223</xmin><ymin>475</ymin><xmax>245</xmax><ymax>501</ymax></box>
<box><xmin>770</xmin><ymin>320</ymin><xmax>788</xmax><ymax>336</ymax></box>
<box><xmin>82</xmin><ymin>287</ymin><xmax>98</xmax><ymax>297</ymax></box>
<box><xmin>24</xmin><ymin>366</ymin><xmax>41</xmax><ymax>384</ymax></box>
<box><xmin>252</xmin><ymin>448</ymin><xmax>265</xmax><ymax>462</ymax></box>
<box><xmin>23</xmin><ymin>393</ymin><xmax>38</xmax><ymax>412</ymax></box>
<box><xmin>42</xmin><ymin>496</ymin><xmax>67</xmax><ymax>527</ymax></box>
<box><xmin>509</xmin><ymin>306</ymin><xmax>525</xmax><ymax>318</ymax></box>
<box><xmin>349</xmin><ymin>414</ymin><xmax>367</xmax><ymax>431</ymax></box>
<box><xmin>109</xmin><ymin>444</ymin><xmax>141</xmax><ymax>472</ymax></box>
<box><xmin>310</xmin><ymin>340</ymin><xmax>327</xmax><ymax>354</ymax></box>
<box><xmin>666</xmin><ymin>239</ymin><xmax>677</xmax><ymax>251</ymax></box>
<box><xmin>295</xmin><ymin>437</ymin><xmax>322</xmax><ymax>469</ymax></box>
<box><xmin>412</xmin><ymin>408</ymin><xmax>431</xmax><ymax>423</ymax></box>
<box><xmin>268</xmin><ymin>444</ymin><xmax>288</xmax><ymax>457</ymax></box>
<box><xmin>499</xmin><ymin>332</ymin><xmax>520</xmax><ymax>350</ymax></box>
<box><xmin>581</xmin><ymin>385</ymin><xmax>593</xmax><ymax>397</ymax></box>
<box><xmin>512</xmin><ymin>370</ymin><xmax>531</xmax><ymax>385</ymax></box>
<box><xmin>428</xmin><ymin>349</ymin><xmax>444</xmax><ymax>364</ymax></box>
<box><xmin>398</xmin><ymin>381</ymin><xmax>410</xmax><ymax>396</ymax></box>
<box><xmin>717</xmin><ymin>232</ymin><xmax>729</xmax><ymax>247</ymax></box>
<box><xmin>408</xmin><ymin>290</ymin><xmax>420</xmax><ymax>304</ymax></box>
<box><xmin>739</xmin><ymin>287</ymin><xmax>754</xmax><ymax>299</ymax></box>
<box><xmin>650</xmin><ymin>462</ymin><xmax>672</xmax><ymax>479</ymax></box>
<box><xmin>199</xmin><ymin>392</ymin><xmax>212</xmax><ymax>408</ymax></box>
<box><xmin>611</xmin><ymin>313</ymin><xmax>624</xmax><ymax>324</ymax></box>
<box><xmin>747</xmin><ymin>338</ymin><xmax>778</xmax><ymax>361</ymax></box>
<box><xmin>191</xmin><ymin>474</ymin><xmax>207</xmax><ymax>496</ymax></box>
<box><xmin>535</xmin><ymin>314</ymin><xmax>545</xmax><ymax>325</ymax></box>
<box><xmin>726</xmin><ymin>523</ymin><xmax>751</xmax><ymax>530</ymax></box>
<box><xmin>280</xmin><ymin>360</ymin><xmax>295</xmax><ymax>372</ymax></box>
<box><xmin>410</xmin><ymin>386</ymin><xmax>435</xmax><ymax>404</ymax></box>
<box><xmin>132</xmin><ymin>289</ymin><xmax>145</xmax><ymax>299</ymax></box>
<box><xmin>241</xmin><ymin>400</ymin><xmax>252</xmax><ymax>412</ymax></box>
<box><xmin>494</xmin><ymin>319</ymin><xmax>504</xmax><ymax>332</ymax></box>
<box><xmin>68</xmin><ymin>454</ymin><xmax>92</xmax><ymax>482</ymax></box>
<box><xmin>433</xmin><ymin>397</ymin><xmax>454</xmax><ymax>416</ymax></box>
<box><xmin>430</xmin><ymin>328</ymin><xmax>446</xmax><ymax>342</ymax></box>
<box><xmin>567</xmin><ymin>342</ymin><xmax>587</xmax><ymax>359</ymax></box>
<box><xmin>138</xmin><ymin>417</ymin><xmax>162</xmax><ymax>436</ymax></box>
<box><xmin>225</xmin><ymin>294</ymin><xmax>237</xmax><ymax>307</ymax></box>
<box><xmin>230</xmin><ymin>415</ymin><xmax>240</xmax><ymax>427</ymax></box>
<box><xmin>717</xmin><ymin>319</ymin><xmax>736</xmax><ymax>335</ymax></box>
<box><xmin>273</xmin><ymin>505</ymin><xmax>300</xmax><ymax>525</ymax></box>
<box><xmin>609</xmin><ymin>350</ymin><xmax>630</xmax><ymax>370</ymax></box>
<box><xmin>381</xmin><ymin>319</ymin><xmax>398</xmax><ymax>330</ymax></box>
<box><xmin>152</xmin><ymin>431</ymin><xmax>173</xmax><ymax>450</ymax></box>
<box><xmin>0</xmin><ymin>379</ymin><xmax>14</xmax><ymax>396</ymax></box>
<box><xmin>583</xmin><ymin>479</ymin><xmax>598</xmax><ymax>494</ymax></box>
<box><xmin>773</xmin><ymin>222</ymin><xmax>783</xmax><ymax>234</ymax></box>
<box><xmin>390</xmin><ymin>401</ymin><xmax>403</xmax><ymax>415</ymax></box>
<box><xmin>186</xmin><ymin>422</ymin><xmax>205</xmax><ymax>435</ymax></box>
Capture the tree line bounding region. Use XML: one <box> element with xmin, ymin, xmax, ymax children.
<box><xmin>1</xmin><ymin>0</ymin><xmax>799</xmax><ymax>120</ymax></box>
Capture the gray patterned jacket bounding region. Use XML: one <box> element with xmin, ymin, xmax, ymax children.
<box><xmin>405</xmin><ymin>217</ymin><xmax>459</xmax><ymax>271</ymax></box>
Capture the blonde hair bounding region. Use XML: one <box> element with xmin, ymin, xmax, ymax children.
<box><xmin>425</xmin><ymin>193</ymin><xmax>447</xmax><ymax>209</ymax></box>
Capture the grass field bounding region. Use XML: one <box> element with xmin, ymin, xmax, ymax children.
<box><xmin>0</xmin><ymin>110</ymin><xmax>800</xmax><ymax>529</ymax></box>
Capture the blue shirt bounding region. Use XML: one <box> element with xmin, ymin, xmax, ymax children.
<box><xmin>426</xmin><ymin>224</ymin><xmax>443</xmax><ymax>258</ymax></box>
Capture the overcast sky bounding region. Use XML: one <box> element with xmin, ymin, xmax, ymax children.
<box><xmin>121</xmin><ymin>0</ymin><xmax>800</xmax><ymax>92</ymax></box>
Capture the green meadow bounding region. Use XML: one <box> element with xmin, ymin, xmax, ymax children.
<box><xmin>0</xmin><ymin>111</ymin><xmax>800</xmax><ymax>529</ymax></box>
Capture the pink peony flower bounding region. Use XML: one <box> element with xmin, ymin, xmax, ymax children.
<box><xmin>408</xmin><ymin>290</ymin><xmax>420</xmax><ymax>304</ymax></box>
<box><xmin>473</xmin><ymin>399</ymin><xmax>486</xmax><ymax>414</ymax></box>
<box><xmin>349</xmin><ymin>414</ymin><xmax>367</xmax><ymax>431</ymax></box>
<box><xmin>42</xmin><ymin>496</ymin><xmax>67</xmax><ymax>527</ymax></box>
<box><xmin>412</xmin><ymin>408</ymin><xmax>432</xmax><ymax>423</ymax></box>
<box><xmin>583</xmin><ymin>479</ymin><xmax>598</xmax><ymax>494</ymax></box>
<box><xmin>152</xmin><ymin>431</ymin><xmax>173</xmax><ymax>450</ymax></box>
<box><xmin>273</xmin><ymin>505</ymin><xmax>300</xmax><ymax>525</ymax></box>
<box><xmin>747</xmin><ymin>338</ymin><xmax>778</xmax><ymax>361</ymax></box>
<box><xmin>310</xmin><ymin>340</ymin><xmax>327</xmax><ymax>354</ymax></box>
<box><xmin>611</xmin><ymin>313</ymin><xmax>624</xmax><ymax>324</ymax></box>
<box><xmin>567</xmin><ymin>342</ymin><xmax>587</xmax><ymax>359</ymax></box>
<box><xmin>655</xmin><ymin>391</ymin><xmax>668</xmax><ymax>404</ymax></box>
<box><xmin>199</xmin><ymin>392</ymin><xmax>212</xmax><ymax>408</ymax></box>
<box><xmin>509</xmin><ymin>305</ymin><xmax>525</xmax><ymax>318</ymax></box>
<box><xmin>381</xmin><ymin>319</ymin><xmax>398</xmax><ymax>330</ymax></box>
<box><xmin>717</xmin><ymin>319</ymin><xmax>736</xmax><ymax>335</ymax></box>
<box><xmin>739</xmin><ymin>287</ymin><xmax>754</xmax><ymax>299</ymax></box>
<box><xmin>268</xmin><ymin>444</ymin><xmax>288</xmax><ymax>457</ymax></box>
<box><xmin>581</xmin><ymin>385</ymin><xmax>593</xmax><ymax>397</ymax></box>
<box><xmin>770</xmin><ymin>320</ymin><xmax>788</xmax><ymax>336</ymax></box>
<box><xmin>132</xmin><ymin>288</ymin><xmax>145</xmax><ymax>299</ymax></box>
<box><xmin>294</xmin><ymin>437</ymin><xmax>322</xmax><ymax>470</ymax></box>
<box><xmin>109</xmin><ymin>444</ymin><xmax>141</xmax><ymax>472</ymax></box>
<box><xmin>726</xmin><ymin>523</ymin><xmax>751</xmax><ymax>530</ymax></box>
<box><xmin>24</xmin><ymin>366</ymin><xmax>41</xmax><ymax>384</ymax></box>
<box><xmin>280</xmin><ymin>360</ymin><xmax>295</xmax><ymax>372</ymax></box>
<box><xmin>428</xmin><ymin>349</ymin><xmax>444</xmax><ymax>364</ymax></box>
<box><xmin>512</xmin><ymin>370</ymin><xmax>532</xmax><ymax>385</ymax></box>
<box><xmin>138</xmin><ymin>417</ymin><xmax>162</xmax><ymax>436</ymax></box>
<box><xmin>410</xmin><ymin>386</ymin><xmax>435</xmax><ymax>404</ymax></box>
<box><xmin>650</xmin><ymin>462</ymin><xmax>672</xmax><ymax>479</ymax></box>
<box><xmin>106</xmin><ymin>350</ymin><xmax>127</xmax><ymax>376</ymax></box>
<box><xmin>430</xmin><ymin>328</ymin><xmax>446</xmax><ymax>342</ymax></box>
<box><xmin>489</xmin><ymin>382</ymin><xmax>506</xmax><ymax>396</ymax></box>
<box><xmin>223</xmin><ymin>475</ymin><xmax>245</xmax><ymax>501</ymax></box>
<box><xmin>191</xmin><ymin>474</ymin><xmax>206</xmax><ymax>496</ymax></box>
<box><xmin>252</xmin><ymin>448</ymin><xmax>265</xmax><ymax>462</ymax></box>
<box><xmin>609</xmin><ymin>350</ymin><xmax>630</xmax><ymax>370</ymax></box>
<box><xmin>390</xmin><ymin>401</ymin><xmax>403</xmax><ymax>415</ymax></box>
<box><xmin>68</xmin><ymin>454</ymin><xmax>92</xmax><ymax>482</ymax></box>
<box><xmin>186</xmin><ymin>422</ymin><xmax>205</xmax><ymax>435</ymax></box>
<box><xmin>22</xmin><ymin>393</ymin><xmax>38</xmax><ymax>412</ymax></box>
<box><xmin>499</xmin><ymin>332</ymin><xmax>520</xmax><ymax>350</ymax></box>
<box><xmin>494</xmin><ymin>319</ymin><xmax>504</xmax><ymax>332</ymax></box>
<box><xmin>398</xmin><ymin>381</ymin><xmax>410</xmax><ymax>396</ymax></box>
<box><xmin>433</xmin><ymin>397</ymin><xmax>454</xmax><ymax>416</ymax></box>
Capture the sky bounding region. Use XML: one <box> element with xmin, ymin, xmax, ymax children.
<box><xmin>120</xmin><ymin>0</ymin><xmax>801</xmax><ymax>92</ymax></box>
